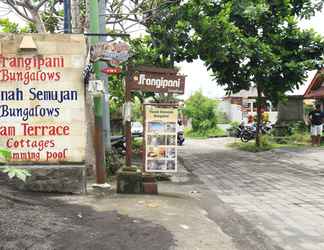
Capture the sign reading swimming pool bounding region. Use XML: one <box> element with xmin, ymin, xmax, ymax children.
<box><xmin>0</xmin><ymin>34</ymin><xmax>86</xmax><ymax>163</ymax></box>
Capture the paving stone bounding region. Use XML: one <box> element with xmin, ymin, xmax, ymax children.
<box><xmin>179</xmin><ymin>138</ymin><xmax>324</xmax><ymax>250</ymax></box>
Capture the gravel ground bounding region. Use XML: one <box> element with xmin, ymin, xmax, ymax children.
<box><xmin>0</xmin><ymin>178</ymin><xmax>175</xmax><ymax>250</ymax></box>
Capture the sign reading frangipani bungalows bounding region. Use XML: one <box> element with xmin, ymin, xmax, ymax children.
<box><xmin>0</xmin><ymin>34</ymin><xmax>86</xmax><ymax>163</ymax></box>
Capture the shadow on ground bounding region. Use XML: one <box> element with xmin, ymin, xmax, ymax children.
<box><xmin>0</xmin><ymin>179</ymin><xmax>175</xmax><ymax>250</ymax></box>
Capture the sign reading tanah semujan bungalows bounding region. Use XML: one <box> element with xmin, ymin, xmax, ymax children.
<box><xmin>0</xmin><ymin>34</ymin><xmax>86</xmax><ymax>164</ymax></box>
<box><xmin>127</xmin><ymin>66</ymin><xmax>185</xmax><ymax>94</ymax></box>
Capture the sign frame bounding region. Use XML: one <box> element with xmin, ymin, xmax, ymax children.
<box><xmin>143</xmin><ymin>103</ymin><xmax>179</xmax><ymax>173</ymax></box>
<box><xmin>126</xmin><ymin>66</ymin><xmax>186</xmax><ymax>94</ymax></box>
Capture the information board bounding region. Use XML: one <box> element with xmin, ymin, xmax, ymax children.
<box><xmin>145</xmin><ymin>105</ymin><xmax>178</xmax><ymax>172</ymax></box>
<box><xmin>0</xmin><ymin>34</ymin><xmax>86</xmax><ymax>163</ymax></box>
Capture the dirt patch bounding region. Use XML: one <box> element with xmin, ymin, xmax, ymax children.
<box><xmin>0</xmin><ymin>182</ymin><xmax>175</xmax><ymax>250</ymax></box>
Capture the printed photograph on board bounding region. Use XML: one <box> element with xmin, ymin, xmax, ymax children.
<box><xmin>165</xmin><ymin>122</ymin><xmax>176</xmax><ymax>133</ymax></box>
<box><xmin>166</xmin><ymin>135</ymin><xmax>176</xmax><ymax>145</ymax></box>
<box><xmin>147</xmin><ymin>146</ymin><xmax>159</xmax><ymax>158</ymax></box>
<box><xmin>148</xmin><ymin>122</ymin><xmax>165</xmax><ymax>133</ymax></box>
<box><xmin>166</xmin><ymin>147</ymin><xmax>176</xmax><ymax>159</ymax></box>
<box><xmin>166</xmin><ymin>160</ymin><xmax>176</xmax><ymax>171</ymax></box>
<box><xmin>147</xmin><ymin>160</ymin><xmax>165</xmax><ymax>170</ymax></box>
<box><xmin>147</xmin><ymin>146</ymin><xmax>166</xmax><ymax>158</ymax></box>
<box><xmin>147</xmin><ymin>135</ymin><xmax>166</xmax><ymax>146</ymax></box>
<box><xmin>157</xmin><ymin>147</ymin><xmax>166</xmax><ymax>158</ymax></box>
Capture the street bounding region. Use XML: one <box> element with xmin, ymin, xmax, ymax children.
<box><xmin>2</xmin><ymin>138</ymin><xmax>324</xmax><ymax>250</ymax></box>
<box><xmin>179</xmin><ymin>138</ymin><xmax>324</xmax><ymax>250</ymax></box>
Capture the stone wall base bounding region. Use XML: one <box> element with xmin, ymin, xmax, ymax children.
<box><xmin>0</xmin><ymin>165</ymin><xmax>87</xmax><ymax>193</ymax></box>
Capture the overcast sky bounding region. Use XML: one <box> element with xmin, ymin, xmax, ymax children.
<box><xmin>2</xmin><ymin>4</ymin><xmax>323</xmax><ymax>100</ymax></box>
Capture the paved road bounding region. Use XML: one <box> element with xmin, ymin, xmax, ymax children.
<box><xmin>179</xmin><ymin>138</ymin><xmax>324</xmax><ymax>250</ymax></box>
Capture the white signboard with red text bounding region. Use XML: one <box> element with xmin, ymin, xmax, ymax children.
<box><xmin>0</xmin><ymin>34</ymin><xmax>86</xmax><ymax>163</ymax></box>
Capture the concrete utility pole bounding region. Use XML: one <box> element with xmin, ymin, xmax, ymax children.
<box><xmin>71</xmin><ymin>0</ymin><xmax>81</xmax><ymax>33</ymax></box>
<box><xmin>88</xmin><ymin>0</ymin><xmax>107</xmax><ymax>184</ymax></box>
<box><xmin>98</xmin><ymin>0</ymin><xmax>112</xmax><ymax>152</ymax></box>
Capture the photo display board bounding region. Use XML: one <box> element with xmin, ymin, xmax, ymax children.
<box><xmin>145</xmin><ymin>105</ymin><xmax>178</xmax><ymax>172</ymax></box>
<box><xmin>0</xmin><ymin>34</ymin><xmax>86</xmax><ymax>163</ymax></box>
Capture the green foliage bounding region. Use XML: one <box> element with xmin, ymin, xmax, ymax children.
<box><xmin>132</xmin><ymin>137</ymin><xmax>143</xmax><ymax>154</ymax></box>
<box><xmin>129</xmin><ymin>35</ymin><xmax>174</xmax><ymax>68</ymax></box>
<box><xmin>148</xmin><ymin>0</ymin><xmax>324</xmax><ymax>105</ymax></box>
<box><xmin>132</xmin><ymin>98</ymin><xmax>143</xmax><ymax>122</ymax></box>
<box><xmin>147</xmin><ymin>0</ymin><xmax>324</xmax><ymax>147</ymax></box>
<box><xmin>1</xmin><ymin>167</ymin><xmax>31</xmax><ymax>182</ymax></box>
<box><xmin>183</xmin><ymin>91</ymin><xmax>219</xmax><ymax>132</ymax></box>
<box><xmin>105</xmin><ymin>149</ymin><xmax>124</xmax><ymax>175</ymax></box>
<box><xmin>0</xmin><ymin>19</ymin><xmax>36</xmax><ymax>33</ymax></box>
<box><xmin>42</xmin><ymin>11</ymin><xmax>60</xmax><ymax>33</ymax></box>
<box><xmin>0</xmin><ymin>148</ymin><xmax>11</xmax><ymax>162</ymax></box>
<box><xmin>185</xmin><ymin>127</ymin><xmax>226</xmax><ymax>139</ymax></box>
<box><xmin>0</xmin><ymin>18</ymin><xmax>19</xmax><ymax>32</ymax></box>
<box><xmin>230</xmin><ymin>135</ymin><xmax>277</xmax><ymax>152</ymax></box>
<box><xmin>0</xmin><ymin>148</ymin><xmax>31</xmax><ymax>182</ymax></box>
<box><xmin>109</xmin><ymin>35</ymin><xmax>175</xmax><ymax>118</ymax></box>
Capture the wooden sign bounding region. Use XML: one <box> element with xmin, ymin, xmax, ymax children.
<box><xmin>101</xmin><ymin>67</ymin><xmax>121</xmax><ymax>75</ymax></box>
<box><xmin>0</xmin><ymin>34</ymin><xmax>86</xmax><ymax>163</ymax></box>
<box><xmin>90</xmin><ymin>41</ymin><xmax>130</xmax><ymax>64</ymax></box>
<box><xmin>127</xmin><ymin>66</ymin><xmax>186</xmax><ymax>94</ymax></box>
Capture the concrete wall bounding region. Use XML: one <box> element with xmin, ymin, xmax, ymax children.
<box><xmin>219</xmin><ymin>100</ymin><xmax>242</xmax><ymax>122</ymax></box>
<box><xmin>278</xmin><ymin>96</ymin><xmax>304</xmax><ymax>122</ymax></box>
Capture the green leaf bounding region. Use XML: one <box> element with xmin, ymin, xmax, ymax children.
<box><xmin>0</xmin><ymin>148</ymin><xmax>11</xmax><ymax>161</ymax></box>
<box><xmin>1</xmin><ymin>167</ymin><xmax>31</xmax><ymax>182</ymax></box>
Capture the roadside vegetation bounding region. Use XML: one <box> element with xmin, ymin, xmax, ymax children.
<box><xmin>228</xmin><ymin>121</ymin><xmax>319</xmax><ymax>152</ymax></box>
<box><xmin>183</xmin><ymin>91</ymin><xmax>226</xmax><ymax>139</ymax></box>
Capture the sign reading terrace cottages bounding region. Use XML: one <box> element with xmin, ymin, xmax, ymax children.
<box><xmin>0</xmin><ymin>34</ymin><xmax>86</xmax><ymax>163</ymax></box>
<box><xmin>127</xmin><ymin>66</ymin><xmax>185</xmax><ymax>94</ymax></box>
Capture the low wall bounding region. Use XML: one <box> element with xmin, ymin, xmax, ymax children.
<box><xmin>0</xmin><ymin>165</ymin><xmax>87</xmax><ymax>193</ymax></box>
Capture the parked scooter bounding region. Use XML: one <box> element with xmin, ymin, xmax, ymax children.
<box><xmin>240</xmin><ymin>122</ymin><xmax>273</xmax><ymax>142</ymax></box>
<box><xmin>240</xmin><ymin>126</ymin><xmax>256</xmax><ymax>142</ymax></box>
<box><xmin>111</xmin><ymin>135</ymin><xmax>126</xmax><ymax>154</ymax></box>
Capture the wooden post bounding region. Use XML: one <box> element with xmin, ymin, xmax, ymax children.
<box><xmin>93</xmin><ymin>94</ymin><xmax>107</xmax><ymax>183</ymax></box>
<box><xmin>142</xmin><ymin>104</ymin><xmax>146</xmax><ymax>172</ymax></box>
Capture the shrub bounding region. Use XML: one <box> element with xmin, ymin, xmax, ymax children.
<box><xmin>132</xmin><ymin>137</ymin><xmax>143</xmax><ymax>154</ymax></box>
<box><xmin>183</xmin><ymin>91</ymin><xmax>218</xmax><ymax>132</ymax></box>
<box><xmin>105</xmin><ymin>149</ymin><xmax>124</xmax><ymax>175</ymax></box>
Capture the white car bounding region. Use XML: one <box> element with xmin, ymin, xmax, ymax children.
<box><xmin>131</xmin><ymin>122</ymin><xmax>143</xmax><ymax>136</ymax></box>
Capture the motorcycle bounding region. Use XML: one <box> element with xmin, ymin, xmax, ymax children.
<box><xmin>240</xmin><ymin>123</ymin><xmax>273</xmax><ymax>142</ymax></box>
<box><xmin>240</xmin><ymin>126</ymin><xmax>256</xmax><ymax>142</ymax></box>
<box><xmin>111</xmin><ymin>135</ymin><xmax>126</xmax><ymax>154</ymax></box>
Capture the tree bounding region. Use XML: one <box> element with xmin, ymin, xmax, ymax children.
<box><xmin>147</xmin><ymin>0</ymin><xmax>324</xmax><ymax>146</ymax></box>
<box><xmin>183</xmin><ymin>91</ymin><xmax>218</xmax><ymax>133</ymax></box>
<box><xmin>0</xmin><ymin>0</ymin><xmax>61</xmax><ymax>32</ymax></box>
<box><xmin>105</xmin><ymin>0</ymin><xmax>180</xmax><ymax>33</ymax></box>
